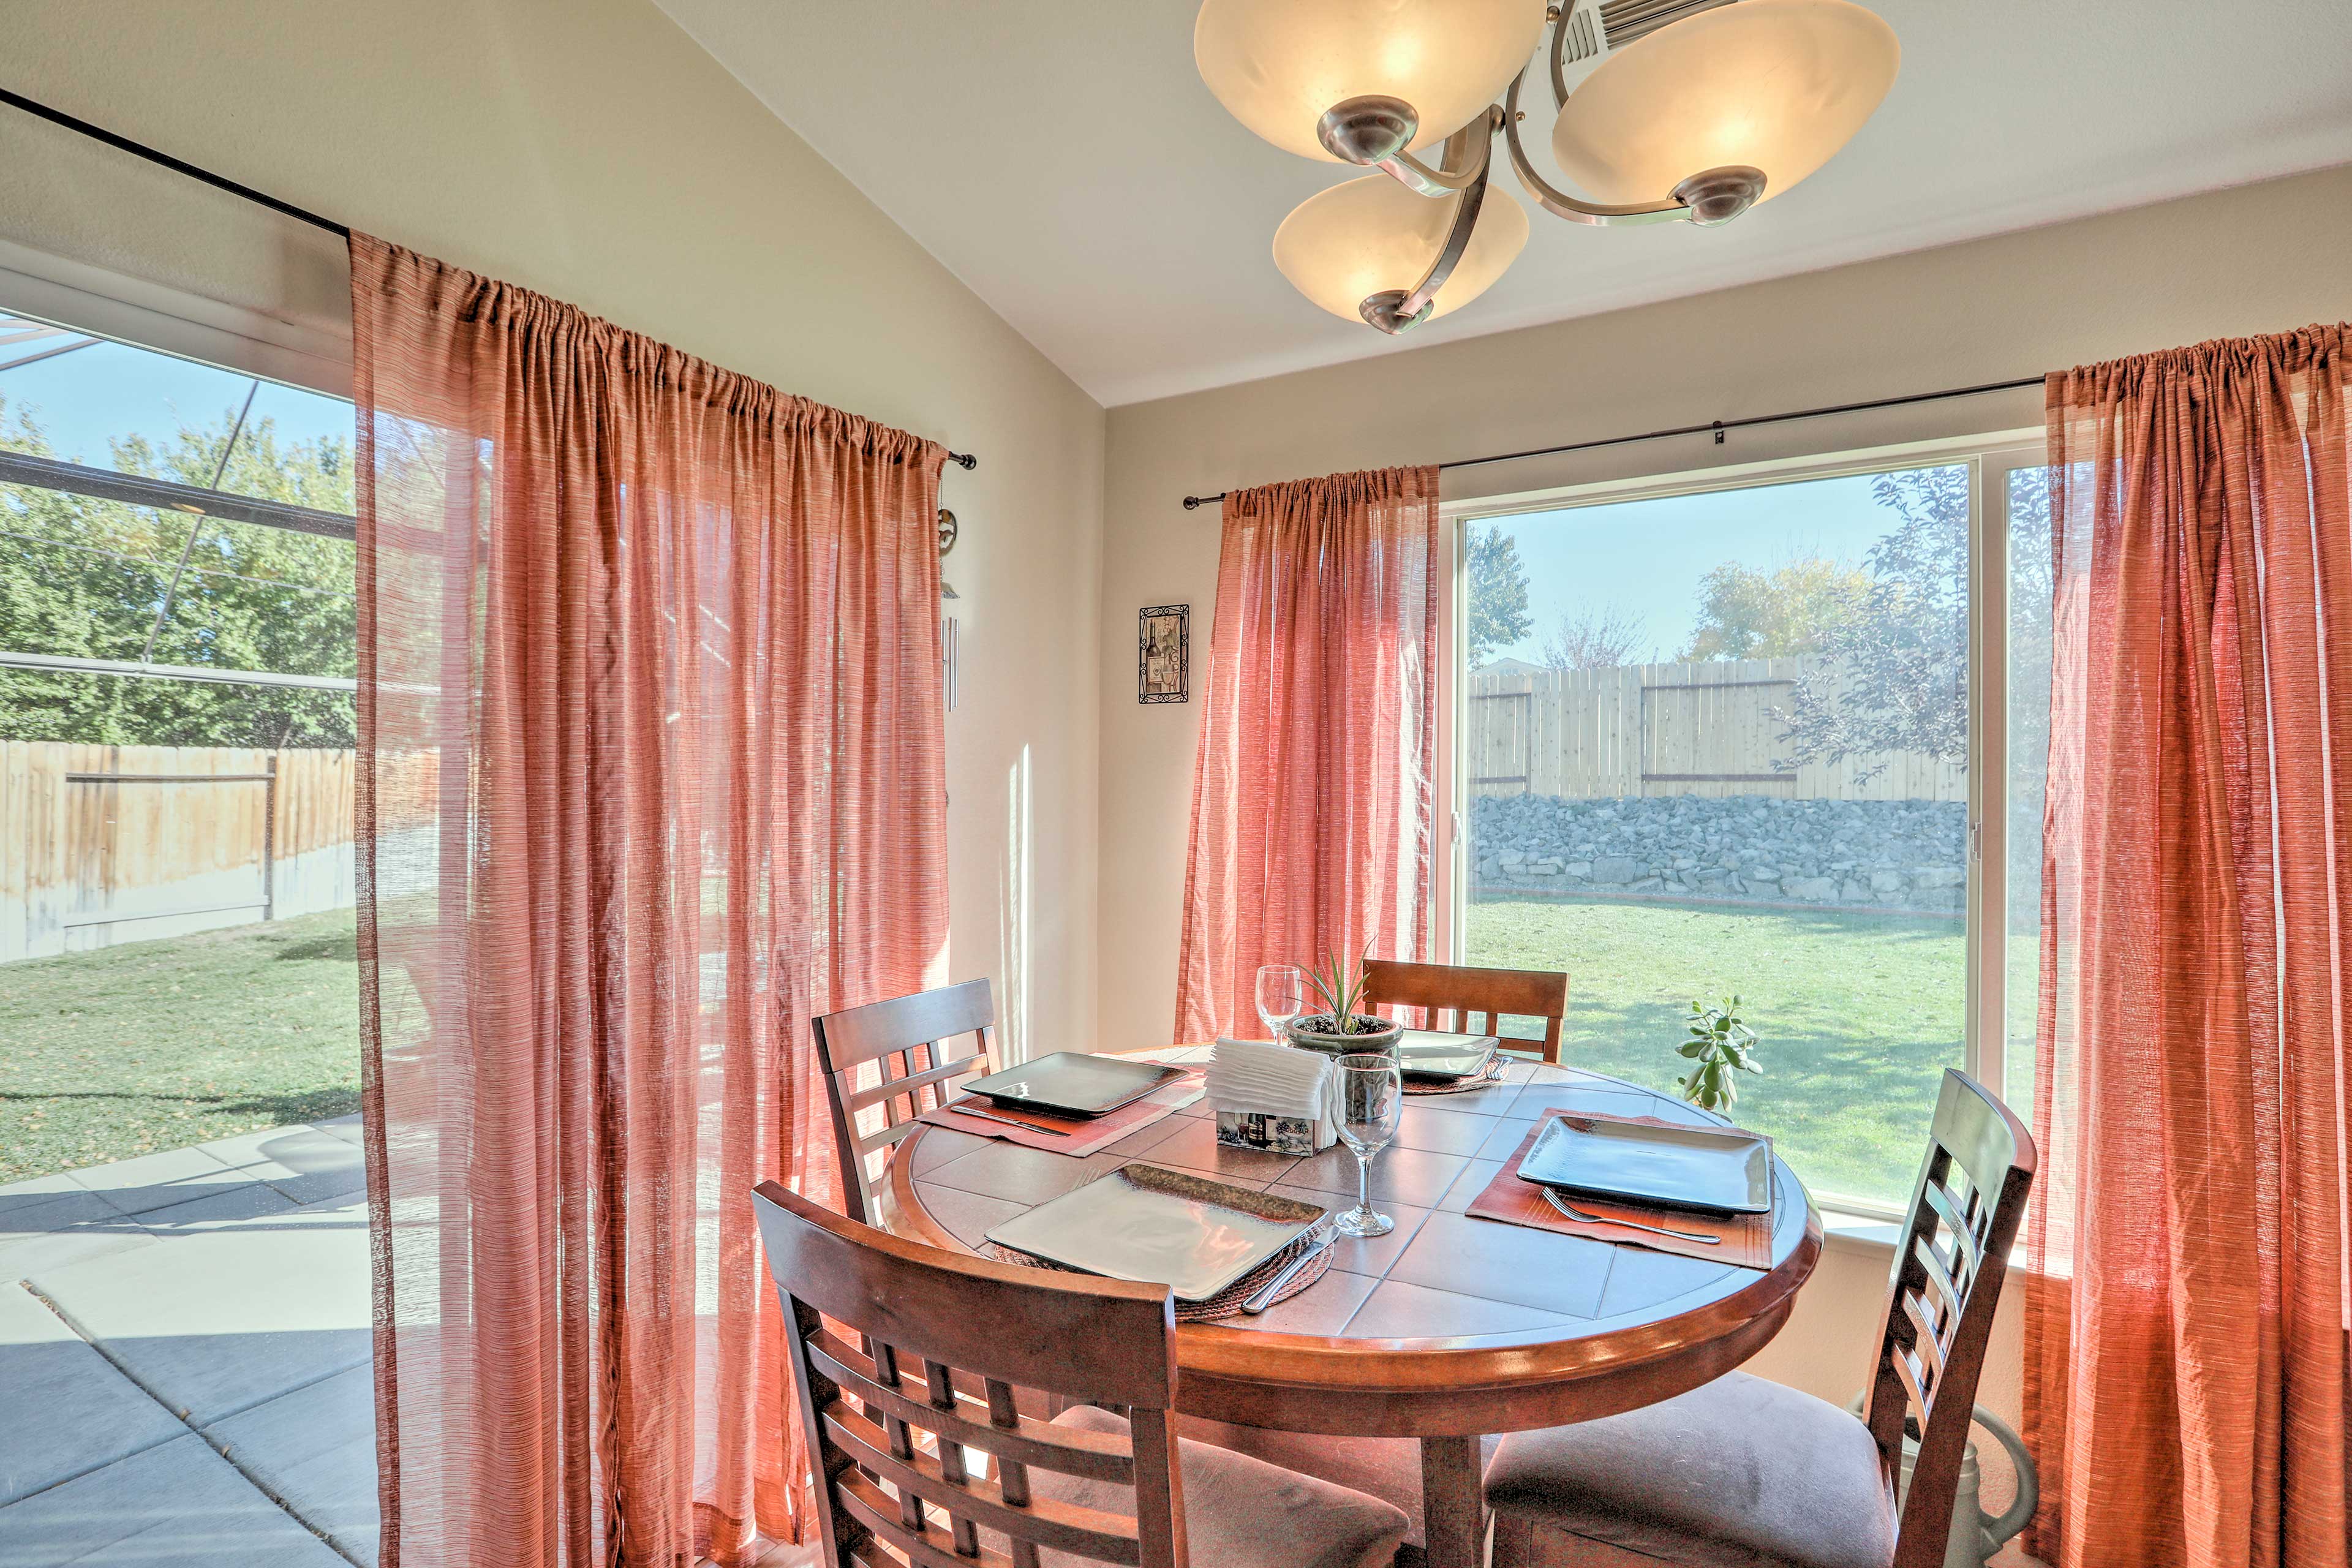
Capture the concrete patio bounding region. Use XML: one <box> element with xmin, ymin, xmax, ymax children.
<box><xmin>0</xmin><ymin>1118</ymin><xmax>375</xmax><ymax>1567</ymax></box>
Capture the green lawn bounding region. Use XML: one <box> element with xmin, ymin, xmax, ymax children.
<box><xmin>0</xmin><ymin>895</ymin><xmax>1963</xmax><ymax>1203</ymax></box>
<box><xmin>0</xmin><ymin>908</ymin><xmax>360</xmax><ymax>1185</ymax></box>
<box><xmin>1468</xmin><ymin>896</ymin><xmax>1965</xmax><ymax>1207</ymax></box>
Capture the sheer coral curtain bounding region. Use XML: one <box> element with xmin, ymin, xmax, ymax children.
<box><xmin>349</xmin><ymin>234</ymin><xmax>946</xmax><ymax>1568</ymax></box>
<box><xmin>1174</xmin><ymin>466</ymin><xmax>1439</xmax><ymax>1040</ymax></box>
<box><xmin>2027</xmin><ymin>324</ymin><xmax>2352</xmax><ymax>1568</ymax></box>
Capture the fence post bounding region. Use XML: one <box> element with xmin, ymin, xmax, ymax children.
<box><xmin>262</xmin><ymin>755</ymin><xmax>277</xmax><ymax>923</ymax></box>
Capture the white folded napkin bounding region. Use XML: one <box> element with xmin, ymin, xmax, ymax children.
<box><xmin>1208</xmin><ymin>1038</ymin><xmax>1332</xmax><ymax>1124</ymax></box>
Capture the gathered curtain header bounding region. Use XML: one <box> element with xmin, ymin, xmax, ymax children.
<box><xmin>350</xmin><ymin>235</ymin><xmax>945</xmax><ymax>468</ymax></box>
<box><xmin>2047</xmin><ymin>321</ymin><xmax>2348</xmax><ymax>414</ymax></box>
<box><xmin>1223</xmin><ymin>464</ymin><xmax>1441</xmax><ymax>518</ymax></box>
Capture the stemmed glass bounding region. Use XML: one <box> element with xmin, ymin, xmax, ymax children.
<box><xmin>1329</xmin><ymin>1052</ymin><xmax>1403</xmax><ymax>1237</ymax></box>
<box><xmin>1256</xmin><ymin>963</ymin><xmax>1303</xmax><ymax>1044</ymax></box>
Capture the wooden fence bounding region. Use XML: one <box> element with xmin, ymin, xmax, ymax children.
<box><xmin>1466</xmin><ymin>655</ymin><xmax>1964</xmax><ymax>802</ymax></box>
<box><xmin>1</xmin><ymin>742</ymin><xmax>359</xmax><ymax>963</ymax></box>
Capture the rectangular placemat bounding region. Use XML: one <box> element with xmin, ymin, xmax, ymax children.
<box><xmin>1467</xmin><ymin>1110</ymin><xmax>1774</xmax><ymax>1268</ymax></box>
<box><xmin>920</xmin><ymin>1071</ymin><xmax>1204</xmax><ymax>1156</ymax></box>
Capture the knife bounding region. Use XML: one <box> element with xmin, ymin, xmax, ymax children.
<box><xmin>1242</xmin><ymin>1228</ymin><xmax>1335</xmax><ymax>1314</ymax></box>
<box><xmin>944</xmin><ymin>1098</ymin><xmax>1072</xmax><ymax>1137</ymax></box>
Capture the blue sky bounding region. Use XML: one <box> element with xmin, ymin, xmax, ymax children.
<box><xmin>1479</xmin><ymin>470</ymin><xmax>1939</xmax><ymax>665</ymax></box>
<box><xmin>0</xmin><ymin>322</ymin><xmax>352</xmax><ymax>478</ymax></box>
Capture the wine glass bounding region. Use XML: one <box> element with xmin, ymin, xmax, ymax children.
<box><xmin>1329</xmin><ymin>1052</ymin><xmax>1402</xmax><ymax>1237</ymax></box>
<box><xmin>1256</xmin><ymin>963</ymin><xmax>1304</xmax><ymax>1044</ymax></box>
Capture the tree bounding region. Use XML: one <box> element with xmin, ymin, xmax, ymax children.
<box><xmin>1465</xmin><ymin>522</ymin><xmax>1531</xmax><ymax>665</ymax></box>
<box><xmin>1679</xmin><ymin>555</ymin><xmax>1868</xmax><ymax>660</ymax></box>
<box><xmin>0</xmin><ymin>397</ymin><xmax>358</xmax><ymax>746</ymax></box>
<box><xmin>1774</xmin><ymin>466</ymin><xmax>2052</xmax><ymax>779</ymax></box>
<box><xmin>1542</xmin><ymin>602</ymin><xmax>1649</xmax><ymax>671</ymax></box>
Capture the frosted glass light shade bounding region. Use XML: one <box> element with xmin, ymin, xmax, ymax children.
<box><xmin>1197</xmin><ymin>0</ymin><xmax>1548</xmax><ymax>162</ymax></box>
<box><xmin>1550</xmin><ymin>0</ymin><xmax>1898</xmax><ymax>206</ymax></box>
<box><xmin>1273</xmin><ymin>175</ymin><xmax>1529</xmax><ymax>324</ymax></box>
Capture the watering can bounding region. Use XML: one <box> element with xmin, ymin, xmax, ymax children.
<box><xmin>1845</xmin><ymin>1396</ymin><xmax>2037</xmax><ymax>1568</ymax></box>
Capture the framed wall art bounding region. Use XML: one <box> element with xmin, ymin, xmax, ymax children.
<box><xmin>1138</xmin><ymin>604</ymin><xmax>1189</xmax><ymax>704</ymax></box>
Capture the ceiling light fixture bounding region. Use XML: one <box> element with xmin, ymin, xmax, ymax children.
<box><xmin>1197</xmin><ymin>0</ymin><xmax>1899</xmax><ymax>334</ymax></box>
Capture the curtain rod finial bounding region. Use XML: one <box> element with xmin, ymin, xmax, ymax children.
<box><xmin>1183</xmin><ymin>495</ymin><xmax>1206</xmax><ymax>511</ymax></box>
<box><xmin>948</xmin><ymin>450</ymin><xmax>978</xmax><ymax>471</ymax></box>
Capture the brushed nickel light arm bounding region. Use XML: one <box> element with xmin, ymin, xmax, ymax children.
<box><xmin>1549</xmin><ymin>0</ymin><xmax>1579</xmax><ymax>110</ymax></box>
<box><xmin>1359</xmin><ymin>108</ymin><xmax>1503</xmax><ymax>334</ymax></box>
<box><xmin>1499</xmin><ymin>65</ymin><xmax>1757</xmax><ymax>226</ymax></box>
<box><xmin>1316</xmin><ymin>94</ymin><xmax>1485</xmax><ymax>195</ymax></box>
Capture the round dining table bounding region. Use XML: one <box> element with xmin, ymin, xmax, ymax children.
<box><xmin>876</xmin><ymin>1047</ymin><xmax>1822</xmax><ymax>1568</ymax></box>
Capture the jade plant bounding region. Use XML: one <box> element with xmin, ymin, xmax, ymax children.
<box><xmin>1676</xmin><ymin>995</ymin><xmax>1761</xmax><ymax>1111</ymax></box>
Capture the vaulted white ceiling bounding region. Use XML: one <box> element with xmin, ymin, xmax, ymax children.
<box><xmin>654</xmin><ymin>0</ymin><xmax>2352</xmax><ymax>407</ymax></box>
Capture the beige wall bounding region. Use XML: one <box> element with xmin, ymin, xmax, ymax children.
<box><xmin>1</xmin><ymin>0</ymin><xmax>1106</xmax><ymax>1057</ymax></box>
<box><xmin>1098</xmin><ymin>162</ymin><xmax>2352</xmax><ymax>1060</ymax></box>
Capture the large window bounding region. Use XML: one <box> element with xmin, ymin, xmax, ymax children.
<box><xmin>1452</xmin><ymin>438</ymin><xmax>2046</xmax><ymax>1212</ymax></box>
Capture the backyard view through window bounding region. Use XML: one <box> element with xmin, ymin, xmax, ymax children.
<box><xmin>0</xmin><ymin>315</ymin><xmax>359</xmax><ymax>1186</ymax></box>
<box><xmin>0</xmin><ymin>313</ymin><xmax>375</xmax><ymax>1562</ymax></box>
<box><xmin>1463</xmin><ymin>460</ymin><xmax>2000</xmax><ymax>1207</ymax></box>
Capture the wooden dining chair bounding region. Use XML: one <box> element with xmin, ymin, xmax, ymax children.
<box><xmin>1361</xmin><ymin>959</ymin><xmax>1570</xmax><ymax>1064</ymax></box>
<box><xmin>1480</xmin><ymin>1069</ymin><xmax>2037</xmax><ymax>1568</ymax></box>
<box><xmin>751</xmin><ymin>1180</ymin><xmax>1412</xmax><ymax>1568</ymax></box>
<box><xmin>812</xmin><ymin>979</ymin><xmax>997</xmax><ymax>1226</ymax></box>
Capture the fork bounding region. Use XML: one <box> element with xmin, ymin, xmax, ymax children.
<box><xmin>1542</xmin><ymin>1188</ymin><xmax>1719</xmax><ymax>1245</ymax></box>
<box><xmin>944</xmin><ymin>1098</ymin><xmax>1072</xmax><ymax>1136</ymax></box>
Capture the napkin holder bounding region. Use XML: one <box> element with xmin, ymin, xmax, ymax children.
<box><xmin>1215</xmin><ymin>1107</ymin><xmax>1332</xmax><ymax>1156</ymax></box>
<box><xmin>1208</xmin><ymin>1038</ymin><xmax>1336</xmax><ymax>1155</ymax></box>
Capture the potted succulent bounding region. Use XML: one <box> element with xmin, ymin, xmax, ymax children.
<box><xmin>1284</xmin><ymin>944</ymin><xmax>1404</xmax><ymax>1061</ymax></box>
<box><xmin>1675</xmin><ymin>995</ymin><xmax>1762</xmax><ymax>1112</ymax></box>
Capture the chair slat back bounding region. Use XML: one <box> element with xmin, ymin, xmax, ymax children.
<box><xmin>813</xmin><ymin>980</ymin><xmax>995</xmax><ymax>1224</ymax></box>
<box><xmin>1867</xmin><ymin>1069</ymin><xmax>2037</xmax><ymax>1568</ymax></box>
<box><xmin>1361</xmin><ymin>959</ymin><xmax>1569</xmax><ymax>1063</ymax></box>
<box><xmin>753</xmin><ymin>1182</ymin><xmax>1189</xmax><ymax>1568</ymax></box>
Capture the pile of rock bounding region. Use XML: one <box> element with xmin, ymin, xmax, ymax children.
<box><xmin>1471</xmin><ymin>793</ymin><xmax>1967</xmax><ymax>913</ymax></box>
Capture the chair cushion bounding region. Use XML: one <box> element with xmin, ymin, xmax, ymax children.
<box><xmin>1033</xmin><ymin>1405</ymin><xmax>1411</xmax><ymax>1568</ymax></box>
<box><xmin>1482</xmin><ymin>1373</ymin><xmax>1895</xmax><ymax>1568</ymax></box>
<box><xmin>1176</xmin><ymin>1417</ymin><xmax>1499</xmax><ymax>1551</ymax></box>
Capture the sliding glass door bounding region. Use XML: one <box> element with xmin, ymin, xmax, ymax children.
<box><xmin>1452</xmin><ymin>439</ymin><xmax>2044</xmax><ymax>1212</ymax></box>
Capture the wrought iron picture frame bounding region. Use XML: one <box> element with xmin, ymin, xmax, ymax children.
<box><xmin>1138</xmin><ymin>604</ymin><xmax>1189</xmax><ymax>704</ymax></box>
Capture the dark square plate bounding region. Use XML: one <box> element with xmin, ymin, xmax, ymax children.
<box><xmin>1513</xmin><ymin>1114</ymin><xmax>1773</xmax><ymax>1214</ymax></box>
<box><xmin>984</xmin><ymin>1163</ymin><xmax>1328</xmax><ymax>1302</ymax></box>
<box><xmin>959</xmin><ymin>1052</ymin><xmax>1186</xmax><ymax>1117</ymax></box>
<box><xmin>1395</xmin><ymin>1029</ymin><xmax>1501</xmax><ymax>1080</ymax></box>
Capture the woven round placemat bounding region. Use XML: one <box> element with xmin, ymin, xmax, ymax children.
<box><xmin>1403</xmin><ymin>1059</ymin><xmax>1509</xmax><ymax>1096</ymax></box>
<box><xmin>986</xmin><ymin>1227</ymin><xmax>1336</xmax><ymax>1322</ymax></box>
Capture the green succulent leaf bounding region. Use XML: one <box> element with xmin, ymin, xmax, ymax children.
<box><xmin>1673</xmin><ymin>995</ymin><xmax>1761</xmax><ymax>1109</ymax></box>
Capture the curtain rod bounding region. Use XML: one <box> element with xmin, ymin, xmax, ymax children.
<box><xmin>0</xmin><ymin>85</ymin><xmax>981</xmax><ymax>472</ymax></box>
<box><xmin>1177</xmin><ymin>375</ymin><xmax>2045</xmax><ymax>510</ymax></box>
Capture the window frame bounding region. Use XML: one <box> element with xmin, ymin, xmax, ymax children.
<box><xmin>0</xmin><ymin>296</ymin><xmax>361</xmax><ymax>694</ymax></box>
<box><xmin>1440</xmin><ymin>428</ymin><xmax>2044</xmax><ymax>1220</ymax></box>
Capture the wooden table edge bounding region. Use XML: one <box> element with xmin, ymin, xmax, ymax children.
<box><xmin>880</xmin><ymin>1118</ymin><xmax>1823</xmax><ymax>1403</ymax></box>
